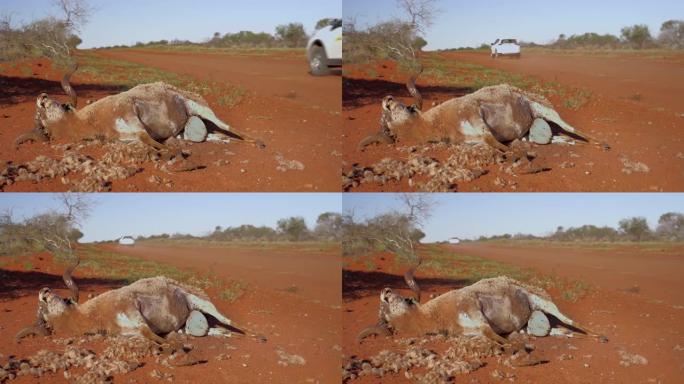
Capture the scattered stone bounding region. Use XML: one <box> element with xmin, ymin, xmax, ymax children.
<box><xmin>150</xmin><ymin>369</ymin><xmax>174</xmax><ymax>381</ymax></box>
<box><xmin>619</xmin><ymin>154</ymin><xmax>650</xmax><ymax>174</ymax></box>
<box><xmin>343</xmin><ymin>143</ymin><xmax>499</xmax><ymax>192</ymax></box>
<box><xmin>277</xmin><ymin>349</ymin><xmax>306</xmax><ymax>366</ymax></box>
<box><xmin>559</xmin><ymin>161</ymin><xmax>575</xmax><ymax>168</ymax></box>
<box><xmin>557</xmin><ymin>354</ymin><xmax>574</xmax><ymax>361</ymax></box>
<box><xmin>275</xmin><ymin>153</ymin><xmax>305</xmax><ymax>172</ymax></box>
<box><xmin>618</xmin><ymin>350</ymin><xmax>648</xmax><ymax>366</ymax></box>
<box><xmin>343</xmin><ymin>334</ymin><xmax>503</xmax><ymax>382</ymax></box>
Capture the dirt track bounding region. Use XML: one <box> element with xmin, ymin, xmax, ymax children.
<box><xmin>0</xmin><ymin>243</ymin><xmax>341</xmax><ymax>383</ymax></box>
<box><xmin>343</xmin><ymin>51</ymin><xmax>684</xmax><ymax>192</ymax></box>
<box><xmin>455</xmin><ymin>242</ymin><xmax>684</xmax><ymax>305</ymax></box>
<box><xmin>0</xmin><ymin>49</ymin><xmax>341</xmax><ymax>192</ymax></box>
<box><xmin>343</xmin><ymin>244</ymin><xmax>684</xmax><ymax>383</ymax></box>
<box><xmin>449</xmin><ymin>51</ymin><xmax>684</xmax><ymax>113</ymax></box>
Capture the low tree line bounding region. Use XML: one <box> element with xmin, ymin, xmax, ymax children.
<box><xmin>123</xmin><ymin>212</ymin><xmax>343</xmax><ymax>243</ymax></box>
<box><xmin>550</xmin><ymin>20</ymin><xmax>684</xmax><ymax>49</ymax></box>
<box><xmin>473</xmin><ymin>212</ymin><xmax>684</xmax><ymax>243</ymax></box>
<box><xmin>102</xmin><ymin>19</ymin><xmax>339</xmax><ymax>50</ymax></box>
<box><xmin>435</xmin><ymin>20</ymin><xmax>683</xmax><ymax>52</ymax></box>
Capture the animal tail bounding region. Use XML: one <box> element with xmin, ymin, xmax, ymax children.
<box><xmin>184</xmin><ymin>99</ymin><xmax>265</xmax><ymax>148</ymax></box>
<box><xmin>528</xmin><ymin>101</ymin><xmax>610</xmax><ymax>150</ymax></box>
<box><xmin>528</xmin><ymin>294</ymin><xmax>607</xmax><ymax>342</ymax></box>
<box><xmin>187</xmin><ymin>294</ymin><xmax>267</xmax><ymax>342</ymax></box>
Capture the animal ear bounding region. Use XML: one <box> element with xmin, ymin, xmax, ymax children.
<box><xmin>36</xmin><ymin>93</ymin><xmax>49</xmax><ymax>109</ymax></box>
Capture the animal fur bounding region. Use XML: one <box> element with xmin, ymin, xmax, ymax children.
<box><xmin>359</xmin><ymin>84</ymin><xmax>608</xmax><ymax>151</ymax></box>
<box><xmin>359</xmin><ymin>276</ymin><xmax>607</xmax><ymax>344</ymax></box>
<box><xmin>15</xmin><ymin>63</ymin><xmax>264</xmax><ymax>153</ymax></box>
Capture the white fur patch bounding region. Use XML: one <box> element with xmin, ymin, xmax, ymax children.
<box><xmin>206</xmin><ymin>133</ymin><xmax>231</xmax><ymax>143</ymax></box>
<box><xmin>459</xmin><ymin>120</ymin><xmax>486</xmax><ymax>141</ymax></box>
<box><xmin>116</xmin><ymin>312</ymin><xmax>143</xmax><ymax>335</ymax></box>
<box><xmin>114</xmin><ymin>118</ymin><xmax>144</xmax><ymax>141</ymax></box>
<box><xmin>207</xmin><ymin>327</ymin><xmax>232</xmax><ymax>337</ymax></box>
<box><xmin>457</xmin><ymin>312</ymin><xmax>481</xmax><ymax>329</ymax></box>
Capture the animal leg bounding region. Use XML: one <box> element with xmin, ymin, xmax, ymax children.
<box><xmin>358</xmin><ymin>132</ymin><xmax>395</xmax><ymax>151</ymax></box>
<box><xmin>184</xmin><ymin>100</ymin><xmax>265</xmax><ymax>148</ymax></box>
<box><xmin>529</xmin><ymin>101</ymin><xmax>610</xmax><ymax>150</ymax></box>
<box><xmin>14</xmin><ymin>130</ymin><xmax>49</xmax><ymax>149</ymax></box>
<box><xmin>139</xmin><ymin>324</ymin><xmax>183</xmax><ymax>354</ymax></box>
<box><xmin>529</xmin><ymin>294</ymin><xmax>607</xmax><ymax>342</ymax></box>
<box><xmin>483</xmin><ymin>134</ymin><xmax>510</xmax><ymax>153</ymax></box>
<box><xmin>15</xmin><ymin>114</ymin><xmax>49</xmax><ymax>149</ymax></box>
<box><xmin>136</xmin><ymin>132</ymin><xmax>182</xmax><ymax>162</ymax></box>
<box><xmin>480</xmin><ymin>324</ymin><xmax>512</xmax><ymax>346</ymax></box>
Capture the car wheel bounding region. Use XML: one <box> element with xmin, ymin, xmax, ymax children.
<box><xmin>309</xmin><ymin>45</ymin><xmax>330</xmax><ymax>76</ymax></box>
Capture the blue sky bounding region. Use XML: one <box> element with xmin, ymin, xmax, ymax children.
<box><xmin>0</xmin><ymin>193</ymin><xmax>341</xmax><ymax>242</ymax></box>
<box><xmin>3</xmin><ymin>0</ymin><xmax>342</xmax><ymax>48</ymax></box>
<box><xmin>343</xmin><ymin>193</ymin><xmax>684</xmax><ymax>242</ymax></box>
<box><xmin>345</xmin><ymin>0</ymin><xmax>684</xmax><ymax>49</ymax></box>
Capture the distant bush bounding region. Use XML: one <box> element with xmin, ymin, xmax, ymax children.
<box><xmin>620</xmin><ymin>24</ymin><xmax>654</xmax><ymax>49</ymax></box>
<box><xmin>475</xmin><ymin>212</ymin><xmax>683</xmax><ymax>243</ymax></box>
<box><xmin>658</xmin><ymin>20</ymin><xmax>684</xmax><ymax>49</ymax></box>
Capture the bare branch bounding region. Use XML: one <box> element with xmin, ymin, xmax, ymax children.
<box><xmin>396</xmin><ymin>0</ymin><xmax>439</xmax><ymax>33</ymax></box>
<box><xmin>52</xmin><ymin>0</ymin><xmax>91</xmax><ymax>31</ymax></box>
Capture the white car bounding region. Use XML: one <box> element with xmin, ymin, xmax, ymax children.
<box><xmin>491</xmin><ymin>39</ymin><xmax>521</xmax><ymax>58</ymax></box>
<box><xmin>306</xmin><ymin>19</ymin><xmax>342</xmax><ymax>76</ymax></box>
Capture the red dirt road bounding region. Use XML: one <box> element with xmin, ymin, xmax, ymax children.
<box><xmin>343</xmin><ymin>51</ymin><xmax>684</xmax><ymax>191</ymax></box>
<box><xmin>449</xmin><ymin>51</ymin><xmax>684</xmax><ymax>113</ymax></box>
<box><xmin>455</xmin><ymin>242</ymin><xmax>684</xmax><ymax>306</ymax></box>
<box><xmin>343</xmin><ymin>244</ymin><xmax>684</xmax><ymax>383</ymax></box>
<box><xmin>1</xmin><ymin>49</ymin><xmax>341</xmax><ymax>192</ymax></box>
<box><xmin>1</xmin><ymin>243</ymin><xmax>341</xmax><ymax>383</ymax></box>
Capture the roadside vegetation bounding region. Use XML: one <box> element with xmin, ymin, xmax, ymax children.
<box><xmin>469</xmin><ymin>212</ymin><xmax>684</xmax><ymax>243</ymax></box>
<box><xmin>120</xmin><ymin>212</ymin><xmax>343</xmax><ymax>244</ymax></box>
<box><xmin>97</xmin><ymin>18</ymin><xmax>339</xmax><ymax>50</ymax></box>
<box><xmin>437</xmin><ymin>20</ymin><xmax>684</xmax><ymax>51</ymax></box>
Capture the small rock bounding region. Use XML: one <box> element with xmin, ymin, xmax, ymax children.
<box><xmin>185</xmin><ymin>310</ymin><xmax>209</xmax><ymax>337</ymax></box>
<box><xmin>529</xmin><ymin>118</ymin><xmax>552</xmax><ymax>144</ymax></box>
<box><xmin>618</xmin><ymin>350</ymin><xmax>648</xmax><ymax>366</ymax></box>
<box><xmin>527</xmin><ymin>310</ymin><xmax>550</xmax><ymax>337</ymax></box>
<box><xmin>183</xmin><ymin>116</ymin><xmax>208</xmax><ymax>142</ymax></box>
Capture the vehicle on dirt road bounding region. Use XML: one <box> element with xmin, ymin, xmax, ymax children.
<box><xmin>307</xmin><ymin>19</ymin><xmax>342</xmax><ymax>76</ymax></box>
<box><xmin>491</xmin><ymin>39</ymin><xmax>521</xmax><ymax>58</ymax></box>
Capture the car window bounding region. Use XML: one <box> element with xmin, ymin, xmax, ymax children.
<box><xmin>501</xmin><ymin>39</ymin><xmax>517</xmax><ymax>44</ymax></box>
<box><xmin>331</xmin><ymin>19</ymin><xmax>342</xmax><ymax>30</ymax></box>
